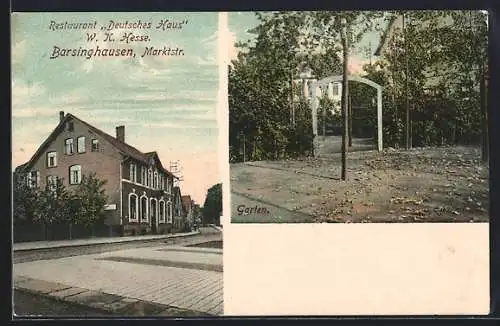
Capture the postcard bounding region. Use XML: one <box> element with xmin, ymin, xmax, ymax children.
<box><xmin>224</xmin><ymin>10</ymin><xmax>490</xmax><ymax>315</ymax></box>
<box><xmin>12</xmin><ymin>11</ymin><xmax>223</xmax><ymax>317</ymax></box>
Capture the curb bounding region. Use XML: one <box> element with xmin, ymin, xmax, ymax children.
<box><xmin>13</xmin><ymin>231</ymin><xmax>201</xmax><ymax>252</ymax></box>
<box><xmin>14</xmin><ymin>276</ymin><xmax>214</xmax><ymax>317</ymax></box>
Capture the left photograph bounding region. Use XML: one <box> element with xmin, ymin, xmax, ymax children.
<box><xmin>12</xmin><ymin>12</ymin><xmax>223</xmax><ymax>317</ymax></box>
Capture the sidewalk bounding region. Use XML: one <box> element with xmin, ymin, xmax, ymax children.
<box><xmin>14</xmin><ymin>276</ymin><xmax>213</xmax><ymax>317</ymax></box>
<box><xmin>13</xmin><ymin>231</ymin><xmax>200</xmax><ymax>252</ymax></box>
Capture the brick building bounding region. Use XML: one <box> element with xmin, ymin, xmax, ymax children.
<box><xmin>15</xmin><ymin>111</ymin><xmax>179</xmax><ymax>236</ymax></box>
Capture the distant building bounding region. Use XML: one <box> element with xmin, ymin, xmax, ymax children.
<box><xmin>181</xmin><ymin>195</ymin><xmax>194</xmax><ymax>228</ymax></box>
<box><xmin>14</xmin><ymin>111</ymin><xmax>179</xmax><ymax>236</ymax></box>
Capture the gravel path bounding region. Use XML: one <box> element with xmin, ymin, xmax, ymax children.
<box><xmin>231</xmin><ymin>146</ymin><xmax>489</xmax><ymax>223</ymax></box>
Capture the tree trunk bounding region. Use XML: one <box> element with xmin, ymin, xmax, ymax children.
<box><xmin>341</xmin><ymin>21</ymin><xmax>349</xmax><ymax>181</ymax></box>
<box><xmin>480</xmin><ymin>67</ymin><xmax>488</xmax><ymax>163</ymax></box>
<box><xmin>403</xmin><ymin>12</ymin><xmax>412</xmax><ymax>150</ymax></box>
<box><xmin>348</xmin><ymin>93</ymin><xmax>353</xmax><ymax>147</ymax></box>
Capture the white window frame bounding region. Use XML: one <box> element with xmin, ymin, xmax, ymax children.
<box><xmin>154</xmin><ymin>171</ymin><xmax>158</xmax><ymax>190</ymax></box>
<box><xmin>129</xmin><ymin>163</ymin><xmax>137</xmax><ymax>183</ymax></box>
<box><xmin>27</xmin><ymin>171</ymin><xmax>40</xmax><ymax>188</ymax></box>
<box><xmin>159</xmin><ymin>174</ymin><xmax>164</xmax><ymax>190</ymax></box>
<box><xmin>47</xmin><ymin>151</ymin><xmax>57</xmax><ymax>167</ymax></box>
<box><xmin>128</xmin><ymin>192</ymin><xmax>139</xmax><ymax>222</ymax></box>
<box><xmin>141</xmin><ymin>166</ymin><xmax>146</xmax><ymax>185</ymax></box>
<box><xmin>91</xmin><ymin>139</ymin><xmax>99</xmax><ymax>152</ymax></box>
<box><xmin>69</xmin><ymin>165</ymin><xmax>82</xmax><ymax>185</ymax></box>
<box><xmin>159</xmin><ymin>199</ymin><xmax>166</xmax><ymax>223</ymax></box>
<box><xmin>166</xmin><ymin>201</ymin><xmax>173</xmax><ymax>224</ymax></box>
<box><xmin>77</xmin><ymin>136</ymin><xmax>86</xmax><ymax>153</ymax></box>
<box><xmin>139</xmin><ymin>193</ymin><xmax>149</xmax><ymax>222</ymax></box>
<box><xmin>150</xmin><ymin>197</ymin><xmax>158</xmax><ymax>221</ymax></box>
<box><xmin>46</xmin><ymin>175</ymin><xmax>58</xmax><ymax>192</ymax></box>
<box><xmin>148</xmin><ymin>169</ymin><xmax>152</xmax><ymax>188</ymax></box>
<box><xmin>64</xmin><ymin>138</ymin><xmax>74</xmax><ymax>155</ymax></box>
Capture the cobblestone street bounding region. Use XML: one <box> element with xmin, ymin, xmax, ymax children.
<box><xmin>13</xmin><ymin>231</ymin><xmax>223</xmax><ymax>316</ymax></box>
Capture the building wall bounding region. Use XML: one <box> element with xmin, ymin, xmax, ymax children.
<box><xmin>121</xmin><ymin>180</ymin><xmax>174</xmax><ymax>236</ymax></box>
<box><xmin>26</xmin><ymin>116</ymin><xmax>122</xmax><ymax>226</ymax></box>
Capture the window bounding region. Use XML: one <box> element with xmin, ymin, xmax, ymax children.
<box><xmin>77</xmin><ymin>136</ymin><xmax>86</xmax><ymax>153</ymax></box>
<box><xmin>148</xmin><ymin>169</ymin><xmax>152</xmax><ymax>188</ymax></box>
<box><xmin>130</xmin><ymin>163</ymin><xmax>137</xmax><ymax>183</ymax></box>
<box><xmin>154</xmin><ymin>171</ymin><xmax>158</xmax><ymax>190</ymax></box>
<box><xmin>47</xmin><ymin>152</ymin><xmax>57</xmax><ymax>167</ymax></box>
<box><xmin>159</xmin><ymin>200</ymin><xmax>165</xmax><ymax>223</ymax></box>
<box><xmin>64</xmin><ymin>138</ymin><xmax>74</xmax><ymax>155</ymax></box>
<box><xmin>140</xmin><ymin>195</ymin><xmax>149</xmax><ymax>222</ymax></box>
<box><xmin>69</xmin><ymin>165</ymin><xmax>82</xmax><ymax>184</ymax></box>
<box><xmin>159</xmin><ymin>174</ymin><xmax>164</xmax><ymax>190</ymax></box>
<box><xmin>27</xmin><ymin>171</ymin><xmax>40</xmax><ymax>188</ymax></box>
<box><xmin>166</xmin><ymin>201</ymin><xmax>173</xmax><ymax>224</ymax></box>
<box><xmin>46</xmin><ymin>175</ymin><xmax>58</xmax><ymax>192</ymax></box>
<box><xmin>91</xmin><ymin>139</ymin><xmax>99</xmax><ymax>152</ymax></box>
<box><xmin>141</xmin><ymin>166</ymin><xmax>146</xmax><ymax>185</ymax></box>
<box><xmin>166</xmin><ymin>178</ymin><xmax>172</xmax><ymax>194</ymax></box>
<box><xmin>68</xmin><ymin>121</ymin><xmax>74</xmax><ymax>131</ymax></box>
<box><xmin>150</xmin><ymin>198</ymin><xmax>157</xmax><ymax>220</ymax></box>
<box><xmin>128</xmin><ymin>193</ymin><xmax>139</xmax><ymax>222</ymax></box>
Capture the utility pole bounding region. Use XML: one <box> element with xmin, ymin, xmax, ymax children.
<box><xmin>341</xmin><ymin>18</ymin><xmax>349</xmax><ymax>181</ymax></box>
<box><xmin>169</xmin><ymin>160</ymin><xmax>183</xmax><ymax>186</ymax></box>
<box><xmin>403</xmin><ymin>11</ymin><xmax>411</xmax><ymax>150</ymax></box>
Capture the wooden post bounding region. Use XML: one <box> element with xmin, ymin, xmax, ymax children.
<box><xmin>341</xmin><ymin>19</ymin><xmax>349</xmax><ymax>181</ymax></box>
<box><xmin>403</xmin><ymin>12</ymin><xmax>411</xmax><ymax>150</ymax></box>
<box><xmin>480</xmin><ymin>65</ymin><xmax>488</xmax><ymax>163</ymax></box>
<box><xmin>348</xmin><ymin>92</ymin><xmax>353</xmax><ymax>147</ymax></box>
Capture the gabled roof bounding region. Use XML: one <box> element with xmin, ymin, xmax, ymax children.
<box><xmin>17</xmin><ymin>113</ymin><xmax>177</xmax><ymax>178</ymax></box>
<box><xmin>181</xmin><ymin>195</ymin><xmax>193</xmax><ymax>210</ymax></box>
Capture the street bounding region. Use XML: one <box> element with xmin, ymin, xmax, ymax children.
<box><xmin>13</xmin><ymin>230</ymin><xmax>223</xmax><ymax>317</ymax></box>
<box><xmin>14</xmin><ymin>290</ymin><xmax>113</xmax><ymax>317</ymax></box>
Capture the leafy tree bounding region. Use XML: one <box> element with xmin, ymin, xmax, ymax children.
<box><xmin>33</xmin><ymin>178</ymin><xmax>70</xmax><ymax>225</ymax></box>
<box><xmin>229</xmin><ymin>11</ymin><xmax>385</xmax><ymax>162</ymax></box>
<box><xmin>70</xmin><ymin>173</ymin><xmax>108</xmax><ymax>229</ymax></box>
<box><xmin>202</xmin><ymin>183</ymin><xmax>222</xmax><ymax>225</ymax></box>
<box><xmin>13</xmin><ymin>176</ymin><xmax>39</xmax><ymax>224</ymax></box>
<box><xmin>361</xmin><ymin>10</ymin><xmax>488</xmax><ymax>149</ymax></box>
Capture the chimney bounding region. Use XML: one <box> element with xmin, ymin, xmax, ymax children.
<box><xmin>59</xmin><ymin>111</ymin><xmax>65</xmax><ymax>122</ymax></box>
<box><xmin>116</xmin><ymin>126</ymin><xmax>125</xmax><ymax>142</ymax></box>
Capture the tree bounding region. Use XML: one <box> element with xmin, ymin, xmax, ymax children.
<box><xmin>13</xmin><ymin>176</ymin><xmax>39</xmax><ymax>224</ymax></box>
<box><xmin>202</xmin><ymin>183</ymin><xmax>222</xmax><ymax>225</ymax></box>
<box><xmin>361</xmin><ymin>10</ymin><xmax>487</xmax><ymax>150</ymax></box>
<box><xmin>34</xmin><ymin>178</ymin><xmax>70</xmax><ymax>225</ymax></box>
<box><xmin>70</xmin><ymin>173</ymin><xmax>108</xmax><ymax>229</ymax></box>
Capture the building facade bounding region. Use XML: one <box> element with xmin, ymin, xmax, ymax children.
<box><xmin>15</xmin><ymin>112</ymin><xmax>178</xmax><ymax>236</ymax></box>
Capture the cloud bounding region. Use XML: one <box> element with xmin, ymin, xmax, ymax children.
<box><xmin>11</xmin><ymin>40</ymin><xmax>27</xmax><ymax>68</ymax></box>
<box><xmin>227</xmin><ymin>30</ymin><xmax>240</xmax><ymax>62</ymax></box>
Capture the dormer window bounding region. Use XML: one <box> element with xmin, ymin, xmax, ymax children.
<box><xmin>130</xmin><ymin>163</ymin><xmax>137</xmax><ymax>183</ymax></box>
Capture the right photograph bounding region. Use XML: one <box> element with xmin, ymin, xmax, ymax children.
<box><xmin>228</xmin><ymin>10</ymin><xmax>490</xmax><ymax>223</ymax></box>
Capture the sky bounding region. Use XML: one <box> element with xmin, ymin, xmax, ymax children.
<box><xmin>227</xmin><ymin>11</ymin><xmax>388</xmax><ymax>75</ymax></box>
<box><xmin>11</xmin><ymin>12</ymin><xmax>220</xmax><ymax>205</ymax></box>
